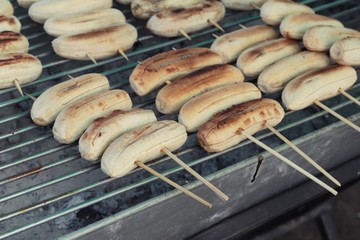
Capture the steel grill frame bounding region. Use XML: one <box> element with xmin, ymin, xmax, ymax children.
<box><xmin>0</xmin><ymin>0</ymin><xmax>360</xmax><ymax>239</ymax></box>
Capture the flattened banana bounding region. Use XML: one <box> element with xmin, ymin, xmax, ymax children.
<box><xmin>0</xmin><ymin>53</ymin><xmax>42</xmax><ymax>89</ymax></box>
<box><xmin>52</xmin><ymin>24</ymin><xmax>137</xmax><ymax>61</ymax></box>
<box><xmin>31</xmin><ymin>73</ymin><xmax>110</xmax><ymax>126</ymax></box>
<box><xmin>44</xmin><ymin>8</ymin><xmax>126</xmax><ymax>37</ymax></box>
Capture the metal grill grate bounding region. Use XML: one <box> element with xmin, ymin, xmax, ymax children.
<box><xmin>0</xmin><ymin>0</ymin><xmax>359</xmax><ymax>239</ymax></box>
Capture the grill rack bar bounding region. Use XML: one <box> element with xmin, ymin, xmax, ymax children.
<box><xmin>1</xmin><ymin>0</ymin><xmax>359</xmax><ymax>238</ymax></box>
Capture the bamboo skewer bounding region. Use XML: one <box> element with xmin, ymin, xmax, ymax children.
<box><xmin>338</xmin><ymin>88</ymin><xmax>360</xmax><ymax>106</ymax></box>
<box><xmin>212</xmin><ymin>33</ymin><xmax>220</xmax><ymax>39</ymax></box>
<box><xmin>118</xmin><ymin>49</ymin><xmax>129</xmax><ymax>61</ymax></box>
<box><xmin>241</xmin><ymin>130</ymin><xmax>338</xmax><ymax>195</ymax></box>
<box><xmin>314</xmin><ymin>100</ymin><xmax>360</xmax><ymax>132</ymax></box>
<box><xmin>135</xmin><ymin>161</ymin><xmax>213</xmax><ymax>208</ymax></box>
<box><xmin>24</xmin><ymin>92</ymin><xmax>37</xmax><ymax>101</ymax></box>
<box><xmin>13</xmin><ymin>79</ymin><xmax>24</xmax><ymax>96</ymax></box>
<box><xmin>251</xmin><ymin>3</ymin><xmax>261</xmax><ymax>10</ymax></box>
<box><xmin>86</xmin><ymin>53</ymin><xmax>97</xmax><ymax>64</ymax></box>
<box><xmin>162</xmin><ymin>148</ymin><xmax>229</xmax><ymax>202</ymax></box>
<box><xmin>264</xmin><ymin>123</ymin><xmax>341</xmax><ymax>187</ymax></box>
<box><xmin>208</xmin><ymin>19</ymin><xmax>225</xmax><ymax>32</ymax></box>
<box><xmin>68</xmin><ymin>74</ymin><xmax>74</xmax><ymax>79</ymax></box>
<box><xmin>179</xmin><ymin>29</ymin><xmax>192</xmax><ymax>40</ymax></box>
<box><xmin>238</xmin><ymin>23</ymin><xmax>247</xmax><ymax>29</ymax></box>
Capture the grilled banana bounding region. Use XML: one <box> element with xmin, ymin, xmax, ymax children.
<box><xmin>179</xmin><ymin>83</ymin><xmax>262</xmax><ymax>132</ymax></box>
<box><xmin>130</xmin><ymin>48</ymin><xmax>223</xmax><ymax>96</ymax></box>
<box><xmin>210</xmin><ymin>25</ymin><xmax>278</xmax><ymax>63</ymax></box>
<box><xmin>29</xmin><ymin>0</ymin><xmax>113</xmax><ymax>24</ymax></box>
<box><xmin>236</xmin><ymin>38</ymin><xmax>301</xmax><ymax>77</ymax></box>
<box><xmin>17</xmin><ymin>0</ymin><xmax>39</xmax><ymax>8</ymax></box>
<box><xmin>330</xmin><ymin>37</ymin><xmax>360</xmax><ymax>66</ymax></box>
<box><xmin>53</xmin><ymin>90</ymin><xmax>132</xmax><ymax>144</ymax></box>
<box><xmin>303</xmin><ymin>26</ymin><xmax>360</xmax><ymax>52</ymax></box>
<box><xmin>101</xmin><ymin>120</ymin><xmax>187</xmax><ymax>178</ymax></box>
<box><xmin>0</xmin><ymin>0</ymin><xmax>13</xmax><ymax>15</ymax></box>
<box><xmin>147</xmin><ymin>1</ymin><xmax>225</xmax><ymax>38</ymax></box>
<box><xmin>44</xmin><ymin>8</ymin><xmax>126</xmax><ymax>37</ymax></box>
<box><xmin>31</xmin><ymin>73</ymin><xmax>110</xmax><ymax>126</ymax></box>
<box><xmin>260</xmin><ymin>0</ymin><xmax>314</xmax><ymax>25</ymax></box>
<box><xmin>258</xmin><ymin>51</ymin><xmax>330</xmax><ymax>93</ymax></box>
<box><xmin>282</xmin><ymin>65</ymin><xmax>357</xmax><ymax>110</ymax></box>
<box><xmin>79</xmin><ymin>108</ymin><xmax>157</xmax><ymax>161</ymax></box>
<box><xmin>221</xmin><ymin>0</ymin><xmax>266</xmax><ymax>10</ymax></box>
<box><xmin>0</xmin><ymin>31</ymin><xmax>29</xmax><ymax>54</ymax></box>
<box><xmin>280</xmin><ymin>13</ymin><xmax>343</xmax><ymax>40</ymax></box>
<box><xmin>52</xmin><ymin>24</ymin><xmax>137</xmax><ymax>61</ymax></box>
<box><xmin>131</xmin><ymin>0</ymin><xmax>205</xmax><ymax>19</ymax></box>
<box><xmin>0</xmin><ymin>15</ymin><xmax>21</xmax><ymax>33</ymax></box>
<box><xmin>0</xmin><ymin>53</ymin><xmax>42</xmax><ymax>89</ymax></box>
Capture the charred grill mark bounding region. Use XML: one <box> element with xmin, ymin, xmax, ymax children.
<box><xmin>292</xmin><ymin>65</ymin><xmax>341</xmax><ymax>88</ymax></box>
<box><xmin>0</xmin><ymin>16</ymin><xmax>16</xmax><ymax>25</ymax></box>
<box><xmin>67</xmin><ymin>25</ymin><xmax>121</xmax><ymax>41</ymax></box>
<box><xmin>0</xmin><ymin>54</ymin><xmax>36</xmax><ymax>67</ymax></box>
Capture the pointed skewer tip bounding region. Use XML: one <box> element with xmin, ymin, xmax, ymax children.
<box><xmin>179</xmin><ymin>29</ymin><xmax>192</xmax><ymax>40</ymax></box>
<box><xmin>86</xmin><ymin>53</ymin><xmax>98</xmax><ymax>65</ymax></box>
<box><xmin>118</xmin><ymin>49</ymin><xmax>129</xmax><ymax>61</ymax></box>
<box><xmin>162</xmin><ymin>148</ymin><xmax>229</xmax><ymax>202</ymax></box>
<box><xmin>13</xmin><ymin>79</ymin><xmax>24</xmax><ymax>97</ymax></box>
<box><xmin>208</xmin><ymin>19</ymin><xmax>225</xmax><ymax>32</ymax></box>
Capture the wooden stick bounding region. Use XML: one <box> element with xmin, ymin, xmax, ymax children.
<box><xmin>137</xmin><ymin>61</ymin><xmax>142</xmax><ymax>64</ymax></box>
<box><xmin>212</xmin><ymin>33</ymin><xmax>220</xmax><ymax>39</ymax></box>
<box><xmin>118</xmin><ymin>49</ymin><xmax>129</xmax><ymax>61</ymax></box>
<box><xmin>13</xmin><ymin>79</ymin><xmax>24</xmax><ymax>96</ymax></box>
<box><xmin>241</xmin><ymin>130</ymin><xmax>338</xmax><ymax>195</ymax></box>
<box><xmin>251</xmin><ymin>3</ymin><xmax>261</xmax><ymax>10</ymax></box>
<box><xmin>172</xmin><ymin>47</ymin><xmax>177</xmax><ymax>51</ymax></box>
<box><xmin>314</xmin><ymin>100</ymin><xmax>360</xmax><ymax>132</ymax></box>
<box><xmin>339</xmin><ymin>88</ymin><xmax>360</xmax><ymax>106</ymax></box>
<box><xmin>179</xmin><ymin>29</ymin><xmax>192</xmax><ymax>40</ymax></box>
<box><xmin>165</xmin><ymin>80</ymin><xmax>171</xmax><ymax>85</ymax></box>
<box><xmin>162</xmin><ymin>148</ymin><xmax>229</xmax><ymax>202</ymax></box>
<box><xmin>208</xmin><ymin>19</ymin><xmax>225</xmax><ymax>32</ymax></box>
<box><xmin>68</xmin><ymin>74</ymin><xmax>74</xmax><ymax>79</ymax></box>
<box><xmin>238</xmin><ymin>23</ymin><xmax>247</xmax><ymax>29</ymax></box>
<box><xmin>265</xmin><ymin>123</ymin><xmax>341</xmax><ymax>187</ymax></box>
<box><xmin>86</xmin><ymin>53</ymin><xmax>98</xmax><ymax>65</ymax></box>
<box><xmin>135</xmin><ymin>161</ymin><xmax>213</xmax><ymax>208</ymax></box>
<box><xmin>24</xmin><ymin>92</ymin><xmax>37</xmax><ymax>101</ymax></box>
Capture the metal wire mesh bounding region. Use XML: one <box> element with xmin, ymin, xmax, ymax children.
<box><xmin>0</xmin><ymin>0</ymin><xmax>359</xmax><ymax>238</ymax></box>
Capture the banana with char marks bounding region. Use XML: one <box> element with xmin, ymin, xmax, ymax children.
<box><xmin>303</xmin><ymin>26</ymin><xmax>360</xmax><ymax>52</ymax></box>
<box><xmin>79</xmin><ymin>108</ymin><xmax>157</xmax><ymax>161</ymax></box>
<box><xmin>0</xmin><ymin>53</ymin><xmax>42</xmax><ymax>89</ymax></box>
<box><xmin>156</xmin><ymin>64</ymin><xmax>244</xmax><ymax>114</ymax></box>
<box><xmin>31</xmin><ymin>73</ymin><xmax>110</xmax><ymax>126</ymax></box>
<box><xmin>236</xmin><ymin>38</ymin><xmax>301</xmax><ymax>77</ymax></box>
<box><xmin>258</xmin><ymin>51</ymin><xmax>330</xmax><ymax>93</ymax></box>
<box><xmin>280</xmin><ymin>13</ymin><xmax>343</xmax><ymax>40</ymax></box>
<box><xmin>330</xmin><ymin>37</ymin><xmax>360</xmax><ymax>66</ymax></box>
<box><xmin>282</xmin><ymin>65</ymin><xmax>357</xmax><ymax>110</ymax></box>
<box><xmin>0</xmin><ymin>31</ymin><xmax>29</xmax><ymax>54</ymax></box>
<box><xmin>179</xmin><ymin>83</ymin><xmax>262</xmax><ymax>132</ymax></box>
<box><xmin>210</xmin><ymin>25</ymin><xmax>279</xmax><ymax>63</ymax></box>
<box><xmin>44</xmin><ymin>8</ymin><xmax>126</xmax><ymax>37</ymax></box>
<box><xmin>101</xmin><ymin>120</ymin><xmax>187</xmax><ymax>178</ymax></box>
<box><xmin>52</xmin><ymin>24</ymin><xmax>137</xmax><ymax>61</ymax></box>
<box><xmin>53</xmin><ymin>90</ymin><xmax>132</xmax><ymax>144</ymax></box>
<box><xmin>130</xmin><ymin>48</ymin><xmax>224</xmax><ymax>96</ymax></box>
<box><xmin>198</xmin><ymin>98</ymin><xmax>285</xmax><ymax>152</ymax></box>
<box><xmin>147</xmin><ymin>1</ymin><xmax>225</xmax><ymax>38</ymax></box>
